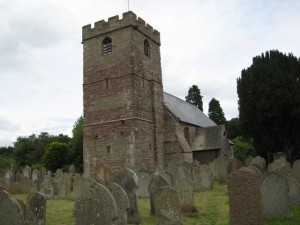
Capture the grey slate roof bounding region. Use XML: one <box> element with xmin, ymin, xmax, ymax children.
<box><xmin>163</xmin><ymin>92</ymin><xmax>216</xmax><ymax>127</ymax></box>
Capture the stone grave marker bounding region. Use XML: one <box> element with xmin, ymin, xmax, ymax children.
<box><xmin>58</xmin><ymin>173</ymin><xmax>72</xmax><ymax>199</ymax></box>
<box><xmin>227</xmin><ymin>158</ymin><xmax>243</xmax><ymax>175</ymax></box>
<box><xmin>107</xmin><ymin>183</ymin><xmax>130</xmax><ymax>225</ymax></box>
<box><xmin>4</xmin><ymin>169</ymin><xmax>13</xmax><ymax>189</ymax></box>
<box><xmin>31</xmin><ymin>169</ymin><xmax>40</xmax><ymax>193</ymax></box>
<box><xmin>192</xmin><ymin>164</ymin><xmax>213</xmax><ymax>191</ymax></box>
<box><xmin>72</xmin><ymin>174</ymin><xmax>90</xmax><ymax>200</ymax></box>
<box><xmin>20</xmin><ymin>175</ymin><xmax>31</xmax><ymax>193</ymax></box>
<box><xmin>113</xmin><ymin>167</ymin><xmax>141</xmax><ymax>224</ymax></box>
<box><xmin>292</xmin><ymin>159</ymin><xmax>300</xmax><ymax>182</ymax></box>
<box><xmin>39</xmin><ymin>174</ymin><xmax>54</xmax><ymax>199</ymax></box>
<box><xmin>15</xmin><ymin>171</ymin><xmax>22</xmax><ymax>183</ymax></box>
<box><xmin>148</xmin><ymin>174</ymin><xmax>170</xmax><ymax>215</ymax></box>
<box><xmin>175</xmin><ymin>177</ymin><xmax>195</xmax><ymax>212</ymax></box>
<box><xmin>245</xmin><ymin>155</ymin><xmax>254</xmax><ymax>167</ymax></box>
<box><xmin>137</xmin><ymin>172</ymin><xmax>151</xmax><ymax>198</ymax></box>
<box><xmin>69</xmin><ymin>164</ymin><xmax>76</xmax><ymax>173</ymax></box>
<box><xmin>153</xmin><ymin>186</ymin><xmax>183</xmax><ymax>225</ymax></box>
<box><xmin>73</xmin><ymin>181</ymin><xmax>118</xmax><ymax>225</ymax></box>
<box><xmin>285</xmin><ymin>173</ymin><xmax>300</xmax><ymax>206</ymax></box>
<box><xmin>262</xmin><ymin>172</ymin><xmax>290</xmax><ymax>218</ymax></box>
<box><xmin>22</xmin><ymin>165</ymin><xmax>31</xmax><ymax>179</ymax></box>
<box><xmin>268</xmin><ymin>157</ymin><xmax>292</xmax><ymax>175</ymax></box>
<box><xmin>26</xmin><ymin>192</ymin><xmax>47</xmax><ymax>225</ymax></box>
<box><xmin>0</xmin><ymin>189</ymin><xmax>24</xmax><ymax>225</ymax></box>
<box><xmin>209</xmin><ymin>156</ymin><xmax>229</xmax><ymax>183</ymax></box>
<box><xmin>249</xmin><ymin>156</ymin><xmax>266</xmax><ymax>170</ymax></box>
<box><xmin>228</xmin><ymin>167</ymin><xmax>263</xmax><ymax>225</ymax></box>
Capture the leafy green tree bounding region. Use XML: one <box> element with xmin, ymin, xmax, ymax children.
<box><xmin>0</xmin><ymin>146</ymin><xmax>15</xmax><ymax>170</ymax></box>
<box><xmin>43</xmin><ymin>142</ymin><xmax>70</xmax><ymax>172</ymax></box>
<box><xmin>237</xmin><ymin>50</ymin><xmax>300</xmax><ymax>163</ymax></box>
<box><xmin>226</xmin><ymin>117</ymin><xmax>242</xmax><ymax>140</ymax></box>
<box><xmin>208</xmin><ymin>98</ymin><xmax>226</xmax><ymax>125</ymax></box>
<box><xmin>233</xmin><ymin>136</ymin><xmax>256</xmax><ymax>161</ymax></box>
<box><xmin>185</xmin><ymin>85</ymin><xmax>203</xmax><ymax>111</ymax></box>
<box><xmin>69</xmin><ymin>116</ymin><xmax>83</xmax><ymax>172</ymax></box>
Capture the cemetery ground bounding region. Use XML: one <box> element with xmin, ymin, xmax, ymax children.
<box><xmin>12</xmin><ymin>183</ymin><xmax>300</xmax><ymax>225</ymax></box>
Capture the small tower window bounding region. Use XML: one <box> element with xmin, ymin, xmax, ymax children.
<box><xmin>144</xmin><ymin>39</ymin><xmax>150</xmax><ymax>57</ymax></box>
<box><xmin>102</xmin><ymin>37</ymin><xmax>112</xmax><ymax>55</ymax></box>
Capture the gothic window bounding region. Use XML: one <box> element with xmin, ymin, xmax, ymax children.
<box><xmin>102</xmin><ymin>37</ymin><xmax>112</xmax><ymax>55</ymax></box>
<box><xmin>144</xmin><ymin>39</ymin><xmax>150</xmax><ymax>57</ymax></box>
<box><xmin>184</xmin><ymin>127</ymin><xmax>190</xmax><ymax>145</ymax></box>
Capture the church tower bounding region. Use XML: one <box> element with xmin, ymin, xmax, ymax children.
<box><xmin>82</xmin><ymin>12</ymin><xmax>164</xmax><ymax>173</ymax></box>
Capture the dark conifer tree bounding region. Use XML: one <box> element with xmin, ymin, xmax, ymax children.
<box><xmin>185</xmin><ymin>85</ymin><xmax>203</xmax><ymax>111</ymax></box>
<box><xmin>208</xmin><ymin>98</ymin><xmax>226</xmax><ymax>125</ymax></box>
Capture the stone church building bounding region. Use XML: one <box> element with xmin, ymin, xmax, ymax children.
<box><xmin>82</xmin><ymin>11</ymin><xmax>232</xmax><ymax>174</ymax></box>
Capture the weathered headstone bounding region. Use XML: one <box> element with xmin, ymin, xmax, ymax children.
<box><xmin>268</xmin><ymin>157</ymin><xmax>292</xmax><ymax>175</ymax></box>
<box><xmin>286</xmin><ymin>173</ymin><xmax>300</xmax><ymax>206</ymax></box>
<box><xmin>153</xmin><ymin>186</ymin><xmax>184</xmax><ymax>225</ymax></box>
<box><xmin>69</xmin><ymin>164</ymin><xmax>76</xmax><ymax>173</ymax></box>
<box><xmin>228</xmin><ymin>167</ymin><xmax>263</xmax><ymax>225</ymax></box>
<box><xmin>4</xmin><ymin>169</ymin><xmax>13</xmax><ymax>189</ymax></box>
<box><xmin>209</xmin><ymin>156</ymin><xmax>229</xmax><ymax>183</ymax></box>
<box><xmin>107</xmin><ymin>183</ymin><xmax>130</xmax><ymax>225</ymax></box>
<box><xmin>31</xmin><ymin>169</ymin><xmax>40</xmax><ymax>193</ymax></box>
<box><xmin>175</xmin><ymin>177</ymin><xmax>195</xmax><ymax>213</ymax></box>
<box><xmin>262</xmin><ymin>172</ymin><xmax>290</xmax><ymax>218</ymax></box>
<box><xmin>148</xmin><ymin>174</ymin><xmax>170</xmax><ymax>215</ymax></box>
<box><xmin>58</xmin><ymin>173</ymin><xmax>72</xmax><ymax>199</ymax></box>
<box><xmin>244</xmin><ymin>155</ymin><xmax>254</xmax><ymax>167</ymax></box>
<box><xmin>192</xmin><ymin>164</ymin><xmax>213</xmax><ymax>191</ymax></box>
<box><xmin>9</xmin><ymin>182</ymin><xmax>21</xmax><ymax>194</ymax></box>
<box><xmin>39</xmin><ymin>174</ymin><xmax>54</xmax><ymax>199</ymax></box>
<box><xmin>0</xmin><ymin>189</ymin><xmax>24</xmax><ymax>225</ymax></box>
<box><xmin>249</xmin><ymin>156</ymin><xmax>266</xmax><ymax>170</ymax></box>
<box><xmin>15</xmin><ymin>171</ymin><xmax>22</xmax><ymax>183</ymax></box>
<box><xmin>292</xmin><ymin>159</ymin><xmax>300</xmax><ymax>182</ymax></box>
<box><xmin>20</xmin><ymin>176</ymin><xmax>31</xmax><ymax>193</ymax></box>
<box><xmin>22</xmin><ymin>165</ymin><xmax>31</xmax><ymax>179</ymax></box>
<box><xmin>26</xmin><ymin>192</ymin><xmax>47</xmax><ymax>225</ymax></box>
<box><xmin>98</xmin><ymin>163</ymin><xmax>114</xmax><ymax>184</ymax></box>
<box><xmin>137</xmin><ymin>172</ymin><xmax>151</xmax><ymax>198</ymax></box>
<box><xmin>73</xmin><ymin>181</ymin><xmax>118</xmax><ymax>225</ymax></box>
<box><xmin>227</xmin><ymin>159</ymin><xmax>243</xmax><ymax>175</ymax></box>
<box><xmin>113</xmin><ymin>167</ymin><xmax>141</xmax><ymax>224</ymax></box>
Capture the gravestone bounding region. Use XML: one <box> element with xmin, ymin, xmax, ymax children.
<box><xmin>39</xmin><ymin>174</ymin><xmax>54</xmax><ymax>199</ymax></box>
<box><xmin>285</xmin><ymin>173</ymin><xmax>300</xmax><ymax>206</ymax></box>
<box><xmin>113</xmin><ymin>167</ymin><xmax>141</xmax><ymax>224</ymax></box>
<box><xmin>292</xmin><ymin>160</ymin><xmax>300</xmax><ymax>182</ymax></box>
<box><xmin>98</xmin><ymin>163</ymin><xmax>114</xmax><ymax>184</ymax></box>
<box><xmin>69</xmin><ymin>164</ymin><xmax>76</xmax><ymax>173</ymax></box>
<box><xmin>107</xmin><ymin>183</ymin><xmax>130</xmax><ymax>225</ymax></box>
<box><xmin>4</xmin><ymin>169</ymin><xmax>13</xmax><ymax>189</ymax></box>
<box><xmin>17</xmin><ymin>199</ymin><xmax>27</xmax><ymax>224</ymax></box>
<box><xmin>153</xmin><ymin>186</ymin><xmax>183</xmax><ymax>225</ymax></box>
<box><xmin>228</xmin><ymin>167</ymin><xmax>263</xmax><ymax>225</ymax></box>
<box><xmin>0</xmin><ymin>190</ymin><xmax>24</xmax><ymax>225</ymax></box>
<box><xmin>268</xmin><ymin>157</ymin><xmax>292</xmax><ymax>175</ymax></box>
<box><xmin>244</xmin><ymin>155</ymin><xmax>253</xmax><ymax>167</ymax></box>
<box><xmin>227</xmin><ymin>159</ymin><xmax>243</xmax><ymax>175</ymax></box>
<box><xmin>210</xmin><ymin>156</ymin><xmax>229</xmax><ymax>183</ymax></box>
<box><xmin>31</xmin><ymin>169</ymin><xmax>40</xmax><ymax>193</ymax></box>
<box><xmin>22</xmin><ymin>165</ymin><xmax>31</xmax><ymax>179</ymax></box>
<box><xmin>9</xmin><ymin>182</ymin><xmax>21</xmax><ymax>194</ymax></box>
<box><xmin>249</xmin><ymin>156</ymin><xmax>266</xmax><ymax>170</ymax></box>
<box><xmin>15</xmin><ymin>171</ymin><xmax>22</xmax><ymax>183</ymax></box>
<box><xmin>58</xmin><ymin>173</ymin><xmax>72</xmax><ymax>199</ymax></box>
<box><xmin>175</xmin><ymin>177</ymin><xmax>195</xmax><ymax>213</ymax></box>
<box><xmin>26</xmin><ymin>192</ymin><xmax>47</xmax><ymax>225</ymax></box>
<box><xmin>72</xmin><ymin>174</ymin><xmax>90</xmax><ymax>200</ymax></box>
<box><xmin>73</xmin><ymin>181</ymin><xmax>118</xmax><ymax>225</ymax></box>
<box><xmin>262</xmin><ymin>172</ymin><xmax>290</xmax><ymax>218</ymax></box>
<box><xmin>20</xmin><ymin>176</ymin><xmax>31</xmax><ymax>193</ymax></box>
<box><xmin>192</xmin><ymin>164</ymin><xmax>213</xmax><ymax>191</ymax></box>
<box><xmin>148</xmin><ymin>174</ymin><xmax>170</xmax><ymax>215</ymax></box>
<box><xmin>137</xmin><ymin>172</ymin><xmax>151</xmax><ymax>198</ymax></box>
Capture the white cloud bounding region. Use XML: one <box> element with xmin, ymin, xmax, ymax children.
<box><xmin>0</xmin><ymin>0</ymin><xmax>300</xmax><ymax>146</ymax></box>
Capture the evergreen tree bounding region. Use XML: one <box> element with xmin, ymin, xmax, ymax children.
<box><xmin>208</xmin><ymin>98</ymin><xmax>226</xmax><ymax>125</ymax></box>
<box><xmin>185</xmin><ymin>85</ymin><xmax>203</xmax><ymax>111</ymax></box>
<box><xmin>237</xmin><ymin>50</ymin><xmax>300</xmax><ymax>163</ymax></box>
<box><xmin>69</xmin><ymin>116</ymin><xmax>83</xmax><ymax>172</ymax></box>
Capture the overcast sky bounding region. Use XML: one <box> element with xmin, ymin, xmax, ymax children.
<box><xmin>1</xmin><ymin>0</ymin><xmax>300</xmax><ymax>146</ymax></box>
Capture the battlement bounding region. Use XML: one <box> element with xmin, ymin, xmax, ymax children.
<box><xmin>82</xmin><ymin>11</ymin><xmax>160</xmax><ymax>45</ymax></box>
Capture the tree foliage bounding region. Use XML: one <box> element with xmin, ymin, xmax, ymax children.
<box><xmin>43</xmin><ymin>142</ymin><xmax>70</xmax><ymax>172</ymax></box>
<box><xmin>69</xmin><ymin>116</ymin><xmax>83</xmax><ymax>172</ymax></box>
<box><xmin>185</xmin><ymin>85</ymin><xmax>203</xmax><ymax>111</ymax></box>
<box><xmin>233</xmin><ymin>136</ymin><xmax>256</xmax><ymax>161</ymax></box>
<box><xmin>237</xmin><ymin>50</ymin><xmax>300</xmax><ymax>163</ymax></box>
<box><xmin>208</xmin><ymin>98</ymin><xmax>226</xmax><ymax>125</ymax></box>
<box><xmin>225</xmin><ymin>117</ymin><xmax>242</xmax><ymax>140</ymax></box>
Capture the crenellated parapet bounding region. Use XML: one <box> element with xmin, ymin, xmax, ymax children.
<box><xmin>82</xmin><ymin>11</ymin><xmax>160</xmax><ymax>45</ymax></box>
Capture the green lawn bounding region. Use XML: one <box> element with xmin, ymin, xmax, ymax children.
<box><xmin>13</xmin><ymin>184</ymin><xmax>300</xmax><ymax>225</ymax></box>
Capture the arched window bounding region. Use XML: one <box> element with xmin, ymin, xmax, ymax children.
<box><xmin>184</xmin><ymin>127</ymin><xmax>190</xmax><ymax>145</ymax></box>
<box><xmin>102</xmin><ymin>37</ymin><xmax>112</xmax><ymax>55</ymax></box>
<box><xmin>144</xmin><ymin>39</ymin><xmax>150</xmax><ymax>57</ymax></box>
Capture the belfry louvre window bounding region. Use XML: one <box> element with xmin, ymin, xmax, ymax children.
<box><xmin>102</xmin><ymin>37</ymin><xmax>112</xmax><ymax>55</ymax></box>
<box><xmin>144</xmin><ymin>39</ymin><xmax>150</xmax><ymax>57</ymax></box>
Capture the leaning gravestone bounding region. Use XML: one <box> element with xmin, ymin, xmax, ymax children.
<box><xmin>73</xmin><ymin>181</ymin><xmax>118</xmax><ymax>225</ymax></box>
<box><xmin>262</xmin><ymin>172</ymin><xmax>290</xmax><ymax>218</ymax></box>
<box><xmin>148</xmin><ymin>174</ymin><xmax>170</xmax><ymax>215</ymax></box>
<box><xmin>153</xmin><ymin>186</ymin><xmax>184</xmax><ymax>225</ymax></box>
<box><xmin>26</xmin><ymin>192</ymin><xmax>47</xmax><ymax>225</ymax></box>
<box><xmin>0</xmin><ymin>189</ymin><xmax>24</xmax><ymax>225</ymax></box>
<box><xmin>228</xmin><ymin>167</ymin><xmax>263</xmax><ymax>225</ymax></box>
<box><xmin>175</xmin><ymin>177</ymin><xmax>195</xmax><ymax>213</ymax></box>
<box><xmin>113</xmin><ymin>167</ymin><xmax>141</xmax><ymax>224</ymax></box>
<box><xmin>107</xmin><ymin>183</ymin><xmax>130</xmax><ymax>225</ymax></box>
<box><xmin>137</xmin><ymin>172</ymin><xmax>151</xmax><ymax>198</ymax></box>
<box><xmin>292</xmin><ymin>160</ymin><xmax>300</xmax><ymax>182</ymax></box>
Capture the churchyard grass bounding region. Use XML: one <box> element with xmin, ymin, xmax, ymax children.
<box><xmin>12</xmin><ymin>184</ymin><xmax>300</xmax><ymax>225</ymax></box>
